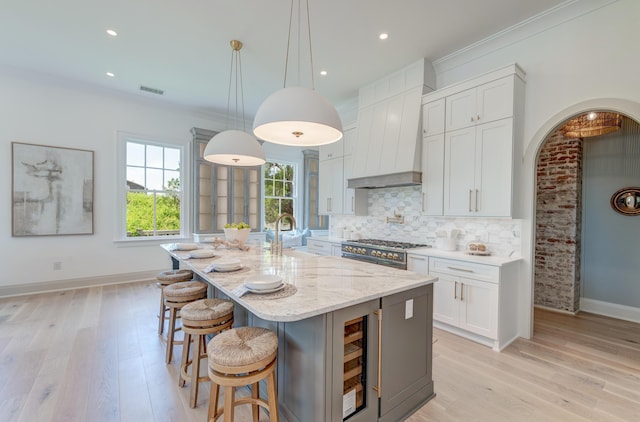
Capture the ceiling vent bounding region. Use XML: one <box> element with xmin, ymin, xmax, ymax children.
<box><xmin>139</xmin><ymin>85</ymin><xmax>164</xmax><ymax>95</ymax></box>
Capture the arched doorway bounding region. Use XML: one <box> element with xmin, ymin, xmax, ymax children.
<box><xmin>521</xmin><ymin>99</ymin><xmax>640</xmax><ymax>337</ymax></box>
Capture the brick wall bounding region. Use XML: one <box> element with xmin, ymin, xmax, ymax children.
<box><xmin>535</xmin><ymin>130</ymin><xmax>583</xmax><ymax>312</ymax></box>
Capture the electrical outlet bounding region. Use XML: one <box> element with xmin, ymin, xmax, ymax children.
<box><xmin>53</xmin><ymin>261</ymin><xmax>62</xmax><ymax>271</ymax></box>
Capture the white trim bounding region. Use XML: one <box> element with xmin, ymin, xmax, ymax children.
<box><xmin>0</xmin><ymin>270</ymin><xmax>162</xmax><ymax>298</ymax></box>
<box><xmin>580</xmin><ymin>298</ymin><xmax>640</xmax><ymax>324</ymax></box>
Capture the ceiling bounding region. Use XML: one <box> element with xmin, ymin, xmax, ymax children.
<box><xmin>0</xmin><ymin>0</ymin><xmax>567</xmax><ymax>118</ymax></box>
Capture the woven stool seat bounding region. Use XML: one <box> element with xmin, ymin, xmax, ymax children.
<box><xmin>208</xmin><ymin>326</ymin><xmax>278</xmax><ymax>369</ymax></box>
<box><xmin>181</xmin><ymin>298</ymin><xmax>234</xmax><ymax>322</ymax></box>
<box><xmin>179</xmin><ymin>298</ymin><xmax>234</xmax><ymax>408</ymax></box>
<box><xmin>207</xmin><ymin>327</ymin><xmax>279</xmax><ymax>422</ymax></box>
<box><xmin>156</xmin><ymin>270</ymin><xmax>193</xmax><ymax>336</ymax></box>
<box><xmin>164</xmin><ymin>281</ymin><xmax>208</xmax><ymax>301</ymax></box>
<box><xmin>163</xmin><ymin>281</ymin><xmax>208</xmax><ymax>364</ymax></box>
<box><xmin>156</xmin><ymin>269</ymin><xmax>193</xmax><ymax>285</ymax></box>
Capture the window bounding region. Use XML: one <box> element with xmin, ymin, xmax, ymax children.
<box><xmin>117</xmin><ymin>133</ymin><xmax>186</xmax><ymax>240</ymax></box>
<box><xmin>263</xmin><ymin>161</ymin><xmax>296</xmax><ymax>230</ymax></box>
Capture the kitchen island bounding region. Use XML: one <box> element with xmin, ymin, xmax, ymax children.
<box><xmin>163</xmin><ymin>243</ymin><xmax>437</xmax><ymax>422</ymax></box>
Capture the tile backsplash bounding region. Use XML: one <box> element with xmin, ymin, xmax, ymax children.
<box><xmin>331</xmin><ymin>186</ymin><xmax>521</xmax><ymax>257</ymax></box>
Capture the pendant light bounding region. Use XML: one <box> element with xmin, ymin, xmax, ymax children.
<box><xmin>253</xmin><ymin>0</ymin><xmax>343</xmax><ymax>147</ymax></box>
<box><xmin>204</xmin><ymin>40</ymin><xmax>266</xmax><ymax>166</ymax></box>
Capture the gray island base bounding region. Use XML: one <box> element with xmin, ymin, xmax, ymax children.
<box><xmin>163</xmin><ymin>244</ymin><xmax>437</xmax><ymax>421</ymax></box>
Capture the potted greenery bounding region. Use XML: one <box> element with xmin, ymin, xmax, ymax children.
<box><xmin>223</xmin><ymin>222</ymin><xmax>251</xmax><ymax>243</ymax></box>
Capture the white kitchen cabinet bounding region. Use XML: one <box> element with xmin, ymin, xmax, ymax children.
<box><xmin>421</xmin><ymin>64</ymin><xmax>525</xmax><ymax>218</ymax></box>
<box><xmin>319</xmin><ymin>138</ymin><xmax>344</xmax><ymax>161</ymax></box>
<box><xmin>342</xmin><ymin>127</ymin><xmax>367</xmax><ymax>216</ymax></box>
<box><xmin>422</xmin><ymin>98</ymin><xmax>445</xmax><ymax>137</ymax></box>
<box><xmin>445</xmin><ymin>76</ymin><xmax>514</xmax><ymax>132</ymax></box>
<box><xmin>307</xmin><ymin>237</ymin><xmax>343</xmax><ymax>256</ymax></box>
<box><xmin>318</xmin><ymin>156</ymin><xmax>344</xmax><ymax>215</ymax></box>
<box><xmin>421</xmin><ymin>134</ymin><xmax>445</xmax><ymax>216</ymax></box>
<box><xmin>443</xmin><ymin>118</ymin><xmax>514</xmax><ymax>217</ymax></box>
<box><xmin>407</xmin><ymin>253</ymin><xmax>520</xmax><ymax>351</ymax></box>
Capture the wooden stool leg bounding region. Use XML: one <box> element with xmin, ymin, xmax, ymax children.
<box><xmin>224</xmin><ymin>386</ymin><xmax>235</xmax><ymax>422</ymax></box>
<box><xmin>208</xmin><ymin>382</ymin><xmax>220</xmax><ymax>422</ymax></box>
<box><xmin>165</xmin><ymin>306</ymin><xmax>177</xmax><ymax>364</ymax></box>
<box><xmin>157</xmin><ymin>288</ymin><xmax>166</xmax><ymax>335</ymax></box>
<box><xmin>189</xmin><ymin>333</ymin><xmax>203</xmax><ymax>408</ymax></box>
<box><xmin>251</xmin><ymin>382</ymin><xmax>259</xmax><ymax>422</ymax></box>
<box><xmin>179</xmin><ymin>331</ymin><xmax>192</xmax><ymax>387</ymax></box>
<box><xmin>267</xmin><ymin>371</ymin><xmax>279</xmax><ymax>422</ymax></box>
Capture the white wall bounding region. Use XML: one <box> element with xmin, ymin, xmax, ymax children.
<box><xmin>429</xmin><ymin>0</ymin><xmax>640</xmax><ymax>335</ymax></box>
<box><xmin>0</xmin><ymin>67</ymin><xmax>221</xmax><ymax>288</ymax></box>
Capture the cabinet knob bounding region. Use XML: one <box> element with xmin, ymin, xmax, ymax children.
<box><xmin>477</xmin><ymin>115</ymin><xmax>481</xmax><ymax>121</ymax></box>
<box><xmin>470</xmin><ymin>116</ymin><xmax>474</xmax><ymax>122</ymax></box>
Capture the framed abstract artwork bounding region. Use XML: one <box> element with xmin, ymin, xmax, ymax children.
<box><xmin>11</xmin><ymin>142</ymin><xmax>94</xmax><ymax>236</ymax></box>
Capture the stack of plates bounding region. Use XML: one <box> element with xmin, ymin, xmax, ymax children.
<box><xmin>211</xmin><ymin>259</ymin><xmax>243</xmax><ymax>272</ymax></box>
<box><xmin>188</xmin><ymin>249</ymin><xmax>216</xmax><ymax>259</ymax></box>
<box><xmin>244</xmin><ymin>275</ymin><xmax>285</xmax><ymax>294</ymax></box>
<box><xmin>174</xmin><ymin>243</ymin><xmax>198</xmax><ymax>251</ymax></box>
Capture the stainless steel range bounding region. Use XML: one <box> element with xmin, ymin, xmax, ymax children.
<box><xmin>341</xmin><ymin>239</ymin><xmax>429</xmax><ymax>269</ymax></box>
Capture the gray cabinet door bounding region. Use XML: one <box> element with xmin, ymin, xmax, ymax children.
<box><xmin>379</xmin><ymin>285</ymin><xmax>434</xmax><ymax>422</ymax></box>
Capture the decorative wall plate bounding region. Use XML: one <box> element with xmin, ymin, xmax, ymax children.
<box><xmin>610</xmin><ymin>187</ymin><xmax>640</xmax><ymax>216</ymax></box>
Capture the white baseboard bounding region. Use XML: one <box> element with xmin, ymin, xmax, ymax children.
<box><xmin>0</xmin><ymin>270</ymin><xmax>163</xmax><ymax>298</ymax></box>
<box><xmin>580</xmin><ymin>297</ymin><xmax>640</xmax><ymax>324</ymax></box>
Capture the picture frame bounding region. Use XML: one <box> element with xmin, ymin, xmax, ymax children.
<box><xmin>11</xmin><ymin>142</ymin><xmax>94</xmax><ymax>236</ymax></box>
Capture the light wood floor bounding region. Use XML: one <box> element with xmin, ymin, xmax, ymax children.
<box><xmin>1</xmin><ymin>282</ymin><xmax>639</xmax><ymax>422</ymax></box>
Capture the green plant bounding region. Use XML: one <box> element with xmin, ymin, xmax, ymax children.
<box><xmin>224</xmin><ymin>222</ymin><xmax>250</xmax><ymax>229</ymax></box>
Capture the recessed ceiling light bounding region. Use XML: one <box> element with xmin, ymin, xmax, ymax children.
<box><xmin>320</xmin><ymin>70</ymin><xmax>327</xmax><ymax>76</ymax></box>
<box><xmin>106</xmin><ymin>72</ymin><xmax>115</xmax><ymax>77</ymax></box>
<box><xmin>106</xmin><ymin>29</ymin><xmax>118</xmax><ymax>37</ymax></box>
<box><xmin>379</xmin><ymin>33</ymin><xmax>389</xmax><ymax>40</ymax></box>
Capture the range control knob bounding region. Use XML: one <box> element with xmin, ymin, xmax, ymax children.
<box><xmin>381</xmin><ymin>253</ymin><xmax>387</xmax><ymax>259</ymax></box>
<box><xmin>393</xmin><ymin>253</ymin><xmax>399</xmax><ymax>260</ymax></box>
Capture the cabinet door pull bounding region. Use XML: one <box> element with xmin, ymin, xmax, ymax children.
<box><xmin>372</xmin><ymin>309</ymin><xmax>382</xmax><ymax>398</ymax></box>
<box><xmin>475</xmin><ymin>189</ymin><xmax>479</xmax><ymax>212</ymax></box>
<box><xmin>460</xmin><ymin>282</ymin><xmax>465</xmax><ymax>301</ymax></box>
<box><xmin>351</xmin><ymin>196</ymin><xmax>355</xmax><ymax>212</ymax></box>
<box><xmin>447</xmin><ymin>266</ymin><xmax>474</xmax><ymax>273</ymax></box>
<box><xmin>476</xmin><ymin>114</ymin><xmax>481</xmax><ymax>121</ymax></box>
<box><xmin>469</xmin><ymin>190</ymin><xmax>473</xmax><ymax>212</ymax></box>
<box><xmin>454</xmin><ymin>281</ymin><xmax>458</xmax><ymax>299</ymax></box>
<box><xmin>421</xmin><ymin>192</ymin><xmax>425</xmax><ymax>212</ymax></box>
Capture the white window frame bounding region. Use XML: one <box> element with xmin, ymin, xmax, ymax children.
<box><xmin>115</xmin><ymin>131</ymin><xmax>190</xmax><ymax>243</ymax></box>
<box><xmin>262</xmin><ymin>160</ymin><xmax>299</xmax><ymax>230</ymax></box>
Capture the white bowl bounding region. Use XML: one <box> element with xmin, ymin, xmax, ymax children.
<box><xmin>224</xmin><ymin>227</ymin><xmax>251</xmax><ymax>243</ymax></box>
<box><xmin>213</xmin><ymin>259</ymin><xmax>242</xmax><ymax>270</ymax></box>
<box><xmin>244</xmin><ymin>274</ymin><xmax>283</xmax><ymax>291</ymax></box>
<box><xmin>188</xmin><ymin>249</ymin><xmax>217</xmax><ymax>259</ymax></box>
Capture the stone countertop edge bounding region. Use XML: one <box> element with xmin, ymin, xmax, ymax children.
<box><xmin>408</xmin><ymin>247</ymin><xmax>522</xmax><ymax>266</ymax></box>
<box><xmin>162</xmin><ymin>244</ymin><xmax>437</xmax><ymax>323</ymax></box>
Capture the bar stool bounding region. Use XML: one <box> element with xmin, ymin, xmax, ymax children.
<box><xmin>163</xmin><ymin>281</ymin><xmax>208</xmax><ymax>364</ymax></box>
<box><xmin>207</xmin><ymin>327</ymin><xmax>279</xmax><ymax>422</ymax></box>
<box><xmin>179</xmin><ymin>298</ymin><xmax>234</xmax><ymax>408</ymax></box>
<box><xmin>156</xmin><ymin>269</ymin><xmax>193</xmax><ymax>336</ymax></box>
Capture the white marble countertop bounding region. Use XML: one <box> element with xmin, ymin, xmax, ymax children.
<box><xmin>162</xmin><ymin>243</ymin><xmax>437</xmax><ymax>322</ymax></box>
<box><xmin>407</xmin><ymin>247</ymin><xmax>522</xmax><ymax>266</ymax></box>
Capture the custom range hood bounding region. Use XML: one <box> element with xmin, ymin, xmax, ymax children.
<box><xmin>347</xmin><ymin>59</ymin><xmax>436</xmax><ymax>189</ymax></box>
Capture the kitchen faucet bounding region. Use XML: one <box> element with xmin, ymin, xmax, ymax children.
<box><xmin>272</xmin><ymin>213</ymin><xmax>296</xmax><ymax>255</ymax></box>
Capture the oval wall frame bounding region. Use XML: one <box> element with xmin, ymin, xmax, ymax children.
<box><xmin>610</xmin><ymin>187</ymin><xmax>640</xmax><ymax>216</ymax></box>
